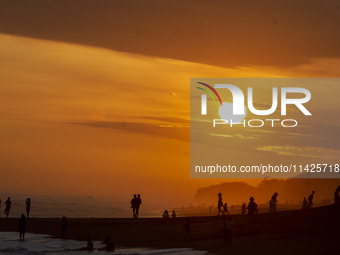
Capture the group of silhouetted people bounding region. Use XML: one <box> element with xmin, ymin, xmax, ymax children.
<box><xmin>74</xmin><ymin>235</ymin><xmax>115</xmax><ymax>251</ymax></box>
<box><xmin>79</xmin><ymin>235</ymin><xmax>114</xmax><ymax>251</ymax></box>
<box><xmin>59</xmin><ymin>216</ymin><xmax>114</xmax><ymax>251</ymax></box>
<box><xmin>0</xmin><ymin>197</ymin><xmax>31</xmax><ymax>219</ymax></box>
<box><xmin>301</xmin><ymin>190</ymin><xmax>316</xmax><ymax>209</ymax></box>
<box><xmin>216</xmin><ymin>188</ymin><xmax>334</xmax><ymax>247</ymax></box>
<box><xmin>175</xmin><ymin>186</ymin><xmax>339</xmax><ymax>247</ymax></box>
<box><xmin>0</xmin><ymin>197</ymin><xmax>31</xmax><ymax>240</ymax></box>
<box><xmin>217</xmin><ymin>193</ymin><xmax>230</xmax><ymax>216</ymax></box>
<box><xmin>130</xmin><ymin>194</ymin><xmax>142</xmax><ymax>218</ymax></box>
<box><xmin>218</xmin><ymin>189</ymin><xmax>327</xmax><ymax>223</ymax></box>
<box><xmin>162</xmin><ymin>209</ymin><xmax>176</xmax><ymax>219</ymax></box>
<box><xmin>3</xmin><ymin>185</ymin><xmax>339</xmax><ymax>249</ymax></box>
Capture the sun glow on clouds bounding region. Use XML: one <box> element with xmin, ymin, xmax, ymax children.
<box><xmin>0</xmin><ymin>34</ymin><xmax>293</xmax><ymax>125</ymax></box>
<box><xmin>257</xmin><ymin>146</ymin><xmax>340</xmax><ymax>160</ymax></box>
<box><xmin>0</xmin><ymin>33</ymin><xmax>340</xmax><ymax>203</ymax></box>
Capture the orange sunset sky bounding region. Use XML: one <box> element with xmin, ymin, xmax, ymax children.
<box><xmin>0</xmin><ymin>0</ymin><xmax>339</xmax><ymax>206</ymax></box>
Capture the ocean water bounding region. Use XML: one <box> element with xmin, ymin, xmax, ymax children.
<box><xmin>0</xmin><ymin>232</ymin><xmax>207</xmax><ymax>255</ymax></box>
<box><xmin>0</xmin><ymin>194</ymin><xmax>162</xmax><ymax>218</ymax></box>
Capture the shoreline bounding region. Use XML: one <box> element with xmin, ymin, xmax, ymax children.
<box><xmin>0</xmin><ymin>205</ymin><xmax>339</xmax><ymax>255</ymax></box>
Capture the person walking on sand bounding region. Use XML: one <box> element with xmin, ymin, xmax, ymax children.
<box><xmin>217</xmin><ymin>193</ymin><xmax>223</xmax><ymax>216</ymax></box>
<box><xmin>308</xmin><ymin>190</ymin><xmax>315</xmax><ymax>208</ymax></box>
<box><xmin>25</xmin><ymin>198</ymin><xmax>31</xmax><ymax>219</ymax></box>
<box><xmin>183</xmin><ymin>217</ymin><xmax>192</xmax><ymax>240</ymax></box>
<box><xmin>4</xmin><ymin>197</ymin><xmax>11</xmax><ymax>218</ymax></box>
<box><xmin>269</xmin><ymin>192</ymin><xmax>278</xmax><ymax>213</ymax></box>
<box><xmin>19</xmin><ymin>214</ymin><xmax>26</xmax><ymax>240</ymax></box>
<box><xmin>222</xmin><ymin>203</ymin><xmax>229</xmax><ymax>216</ymax></box>
<box><xmin>222</xmin><ymin>216</ymin><xmax>233</xmax><ymax>246</ymax></box>
<box><xmin>135</xmin><ymin>194</ymin><xmax>142</xmax><ymax>218</ymax></box>
<box><xmin>130</xmin><ymin>194</ymin><xmax>137</xmax><ymax>218</ymax></box>
<box><xmin>60</xmin><ymin>216</ymin><xmax>68</xmax><ymax>239</ymax></box>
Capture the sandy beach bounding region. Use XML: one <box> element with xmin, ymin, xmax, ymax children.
<box><xmin>0</xmin><ymin>205</ymin><xmax>339</xmax><ymax>255</ymax></box>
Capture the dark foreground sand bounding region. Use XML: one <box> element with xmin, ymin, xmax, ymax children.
<box><xmin>0</xmin><ymin>205</ymin><xmax>339</xmax><ymax>255</ymax></box>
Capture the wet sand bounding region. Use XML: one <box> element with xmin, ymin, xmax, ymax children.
<box><xmin>0</xmin><ymin>205</ymin><xmax>339</xmax><ymax>255</ymax></box>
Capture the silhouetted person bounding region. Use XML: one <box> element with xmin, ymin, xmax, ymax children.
<box><xmin>247</xmin><ymin>197</ymin><xmax>257</xmax><ymax>219</ymax></box>
<box><xmin>334</xmin><ymin>186</ymin><xmax>340</xmax><ymax>205</ymax></box>
<box><xmin>60</xmin><ymin>216</ymin><xmax>68</xmax><ymax>239</ymax></box>
<box><xmin>75</xmin><ymin>236</ymin><xmax>94</xmax><ymax>251</ymax></box>
<box><xmin>182</xmin><ymin>217</ymin><xmax>191</xmax><ymax>240</ymax></box>
<box><xmin>301</xmin><ymin>197</ymin><xmax>308</xmax><ymax>209</ymax></box>
<box><xmin>99</xmin><ymin>235</ymin><xmax>115</xmax><ymax>251</ymax></box>
<box><xmin>217</xmin><ymin>193</ymin><xmax>223</xmax><ymax>216</ymax></box>
<box><xmin>135</xmin><ymin>194</ymin><xmax>142</xmax><ymax>218</ymax></box>
<box><xmin>19</xmin><ymin>214</ymin><xmax>26</xmax><ymax>240</ymax></box>
<box><xmin>222</xmin><ymin>203</ymin><xmax>229</xmax><ymax>216</ymax></box>
<box><xmin>308</xmin><ymin>190</ymin><xmax>315</xmax><ymax>208</ymax></box>
<box><xmin>222</xmin><ymin>216</ymin><xmax>233</xmax><ymax>246</ymax></box>
<box><xmin>130</xmin><ymin>194</ymin><xmax>137</xmax><ymax>218</ymax></box>
<box><xmin>0</xmin><ymin>199</ymin><xmax>1</xmax><ymax>218</ymax></box>
<box><xmin>162</xmin><ymin>210</ymin><xmax>169</xmax><ymax>219</ymax></box>
<box><xmin>171</xmin><ymin>210</ymin><xmax>176</xmax><ymax>218</ymax></box>
<box><xmin>25</xmin><ymin>198</ymin><xmax>31</xmax><ymax>219</ymax></box>
<box><xmin>4</xmin><ymin>197</ymin><xmax>11</xmax><ymax>218</ymax></box>
<box><xmin>241</xmin><ymin>203</ymin><xmax>246</xmax><ymax>216</ymax></box>
<box><xmin>269</xmin><ymin>192</ymin><xmax>278</xmax><ymax>213</ymax></box>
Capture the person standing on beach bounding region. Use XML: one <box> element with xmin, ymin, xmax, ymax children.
<box><xmin>60</xmin><ymin>216</ymin><xmax>68</xmax><ymax>239</ymax></box>
<box><xmin>130</xmin><ymin>194</ymin><xmax>137</xmax><ymax>218</ymax></box>
<box><xmin>4</xmin><ymin>197</ymin><xmax>11</xmax><ymax>218</ymax></box>
<box><xmin>308</xmin><ymin>190</ymin><xmax>315</xmax><ymax>208</ymax></box>
<box><xmin>135</xmin><ymin>194</ymin><xmax>142</xmax><ymax>218</ymax></box>
<box><xmin>247</xmin><ymin>197</ymin><xmax>257</xmax><ymax>219</ymax></box>
<box><xmin>19</xmin><ymin>214</ymin><xmax>26</xmax><ymax>240</ymax></box>
<box><xmin>269</xmin><ymin>192</ymin><xmax>278</xmax><ymax>213</ymax></box>
<box><xmin>25</xmin><ymin>198</ymin><xmax>31</xmax><ymax>219</ymax></box>
<box><xmin>241</xmin><ymin>203</ymin><xmax>246</xmax><ymax>216</ymax></box>
<box><xmin>217</xmin><ymin>193</ymin><xmax>223</xmax><ymax>216</ymax></box>
<box><xmin>301</xmin><ymin>197</ymin><xmax>308</xmax><ymax>209</ymax></box>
